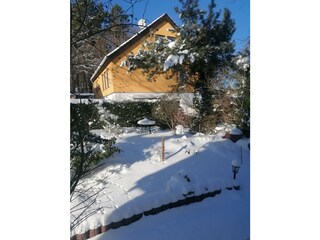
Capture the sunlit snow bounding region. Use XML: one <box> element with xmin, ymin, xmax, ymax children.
<box><xmin>71</xmin><ymin>127</ymin><xmax>250</xmax><ymax>240</ymax></box>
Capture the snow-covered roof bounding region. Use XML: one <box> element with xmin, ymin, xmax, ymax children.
<box><xmin>90</xmin><ymin>13</ymin><xmax>178</xmax><ymax>82</ymax></box>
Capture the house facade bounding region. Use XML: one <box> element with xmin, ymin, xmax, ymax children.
<box><xmin>90</xmin><ymin>14</ymin><xmax>194</xmax><ymax>102</ymax></box>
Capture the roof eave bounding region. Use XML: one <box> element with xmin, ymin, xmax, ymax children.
<box><xmin>90</xmin><ymin>13</ymin><xmax>178</xmax><ymax>82</ymax></box>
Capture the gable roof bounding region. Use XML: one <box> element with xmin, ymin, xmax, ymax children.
<box><xmin>90</xmin><ymin>13</ymin><xmax>178</xmax><ymax>82</ymax></box>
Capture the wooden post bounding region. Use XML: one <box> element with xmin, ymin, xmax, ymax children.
<box><xmin>162</xmin><ymin>137</ymin><xmax>165</xmax><ymax>161</ymax></box>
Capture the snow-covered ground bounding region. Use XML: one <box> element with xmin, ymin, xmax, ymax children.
<box><xmin>91</xmin><ymin>189</ymin><xmax>249</xmax><ymax>240</ymax></box>
<box><xmin>71</xmin><ymin>128</ymin><xmax>250</xmax><ymax>239</ymax></box>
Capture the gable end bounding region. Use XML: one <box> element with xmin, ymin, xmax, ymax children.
<box><xmin>90</xmin><ymin>13</ymin><xmax>178</xmax><ymax>82</ymax></box>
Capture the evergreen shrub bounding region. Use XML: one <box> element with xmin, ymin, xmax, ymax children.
<box><xmin>101</xmin><ymin>101</ymin><xmax>168</xmax><ymax>129</ymax></box>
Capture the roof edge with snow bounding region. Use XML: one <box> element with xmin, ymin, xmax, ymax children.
<box><xmin>90</xmin><ymin>13</ymin><xmax>178</xmax><ymax>82</ymax></box>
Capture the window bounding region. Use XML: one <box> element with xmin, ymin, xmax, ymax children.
<box><xmin>155</xmin><ymin>34</ymin><xmax>165</xmax><ymax>41</ymax></box>
<box><xmin>102</xmin><ymin>71</ymin><xmax>110</xmax><ymax>90</ymax></box>
<box><xmin>102</xmin><ymin>72</ymin><xmax>106</xmax><ymax>90</ymax></box>
<box><xmin>155</xmin><ymin>34</ymin><xmax>176</xmax><ymax>43</ymax></box>
<box><xmin>156</xmin><ymin>34</ymin><xmax>176</xmax><ymax>41</ymax></box>
<box><xmin>167</xmin><ymin>36</ymin><xmax>176</xmax><ymax>42</ymax></box>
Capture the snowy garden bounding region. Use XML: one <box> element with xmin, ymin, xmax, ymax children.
<box><xmin>70</xmin><ymin>1</ymin><xmax>250</xmax><ymax>239</ymax></box>
<box><xmin>70</xmin><ymin>106</ymin><xmax>250</xmax><ymax>240</ymax></box>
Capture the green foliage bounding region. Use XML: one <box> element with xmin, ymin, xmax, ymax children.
<box><xmin>176</xmin><ymin>0</ymin><xmax>236</xmax><ymax>129</ymax></box>
<box><xmin>233</xmin><ymin>42</ymin><xmax>250</xmax><ymax>137</ymax></box>
<box><xmin>236</xmin><ymin>73</ymin><xmax>250</xmax><ymax>137</ymax></box>
<box><xmin>71</xmin><ymin>0</ymin><xmax>134</xmax><ymax>93</ymax></box>
<box><xmin>126</xmin><ymin>0</ymin><xmax>236</xmax><ymax>133</ymax></box>
<box><xmin>126</xmin><ymin>37</ymin><xmax>174</xmax><ymax>80</ymax></box>
<box><xmin>70</xmin><ymin>102</ymin><xmax>120</xmax><ymax>196</ymax></box>
<box><xmin>71</xmin><ymin>0</ymin><xmax>107</xmax><ymax>45</ymax></box>
<box><xmin>101</xmin><ymin>100</ymin><xmax>192</xmax><ymax>131</ymax></box>
<box><xmin>102</xmin><ymin>101</ymin><xmax>166</xmax><ymax>128</ymax></box>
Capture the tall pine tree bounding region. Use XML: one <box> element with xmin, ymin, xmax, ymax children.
<box><xmin>233</xmin><ymin>41</ymin><xmax>250</xmax><ymax>136</ymax></box>
<box><xmin>126</xmin><ymin>0</ymin><xmax>236</xmax><ymax>132</ymax></box>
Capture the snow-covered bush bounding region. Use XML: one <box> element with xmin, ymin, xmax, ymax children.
<box><xmin>70</xmin><ymin>102</ymin><xmax>121</xmax><ymax>232</ymax></box>
<box><xmin>176</xmin><ymin>125</ymin><xmax>186</xmax><ymax>135</ymax></box>
<box><xmin>126</xmin><ymin>0</ymin><xmax>236</xmax><ymax>134</ymax></box>
<box><xmin>151</xmin><ymin>95</ymin><xmax>192</xmax><ymax>133</ymax></box>
<box><xmin>70</xmin><ymin>102</ymin><xmax>120</xmax><ymax>196</ymax></box>
<box><xmin>166</xmin><ymin>170</ymin><xmax>195</xmax><ymax>199</ymax></box>
<box><xmin>102</xmin><ymin>101</ymin><xmax>165</xmax><ymax>128</ymax></box>
<box><xmin>232</xmin><ymin>43</ymin><xmax>250</xmax><ymax>136</ymax></box>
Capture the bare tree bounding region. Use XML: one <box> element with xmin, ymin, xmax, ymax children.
<box><xmin>152</xmin><ymin>95</ymin><xmax>191</xmax><ymax>133</ymax></box>
<box><xmin>70</xmin><ymin>0</ymin><xmax>143</xmax><ymax>93</ymax></box>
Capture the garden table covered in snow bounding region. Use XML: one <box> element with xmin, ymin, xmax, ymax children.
<box><xmin>137</xmin><ymin>118</ymin><xmax>155</xmax><ymax>134</ymax></box>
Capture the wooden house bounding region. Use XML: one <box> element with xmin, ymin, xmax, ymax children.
<box><xmin>90</xmin><ymin>13</ymin><xmax>194</xmax><ymax>101</ymax></box>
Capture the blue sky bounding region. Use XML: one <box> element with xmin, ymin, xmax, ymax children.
<box><xmin>110</xmin><ymin>0</ymin><xmax>250</xmax><ymax>52</ymax></box>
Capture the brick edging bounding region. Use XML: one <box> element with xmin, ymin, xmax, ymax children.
<box><xmin>71</xmin><ymin>186</ymin><xmax>240</xmax><ymax>240</ymax></box>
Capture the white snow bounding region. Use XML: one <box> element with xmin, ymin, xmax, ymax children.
<box><xmin>163</xmin><ymin>54</ymin><xmax>187</xmax><ymax>71</ymax></box>
<box><xmin>232</xmin><ymin>159</ymin><xmax>241</xmax><ymax>167</ymax></box>
<box><xmin>215</xmin><ymin>126</ymin><xmax>225</xmax><ymax>131</ymax></box>
<box><xmin>91</xmin><ymin>14</ymin><xmax>171</xmax><ymax>82</ymax></box>
<box><xmin>189</xmin><ymin>53</ymin><xmax>195</xmax><ymax>63</ymax></box>
<box><xmin>179</xmin><ymin>49</ymin><xmax>189</xmax><ymax>55</ymax></box>
<box><xmin>175</xmin><ymin>125</ymin><xmax>186</xmax><ymax>135</ymax></box>
<box><xmin>71</xmin><ymin>125</ymin><xmax>250</xmax><ymax>239</ymax></box>
<box><xmin>137</xmin><ymin>118</ymin><xmax>155</xmax><ymax>125</ymax></box>
<box><xmin>230</xmin><ymin>128</ymin><xmax>243</xmax><ymax>135</ymax></box>
<box><xmin>163</xmin><ymin>54</ymin><xmax>180</xmax><ymax>71</ymax></box>
<box><xmin>235</xmin><ymin>55</ymin><xmax>250</xmax><ymax>71</ymax></box>
<box><xmin>178</xmin><ymin>93</ymin><xmax>195</xmax><ymax>116</ymax></box>
<box><xmin>91</xmin><ymin>191</ymin><xmax>249</xmax><ymax>240</ymax></box>
<box><xmin>179</xmin><ymin>54</ymin><xmax>185</xmax><ymax>64</ymax></box>
<box><xmin>120</xmin><ymin>60</ymin><xmax>127</xmax><ymax>67</ymax></box>
<box><xmin>168</xmin><ymin>41</ymin><xmax>176</xmax><ymax>49</ymax></box>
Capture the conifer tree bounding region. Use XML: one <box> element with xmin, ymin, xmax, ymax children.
<box><xmin>233</xmin><ymin>42</ymin><xmax>250</xmax><ymax>136</ymax></box>
<box><xmin>126</xmin><ymin>0</ymin><xmax>236</xmax><ymax>132</ymax></box>
<box><xmin>70</xmin><ymin>101</ymin><xmax>120</xmax><ymax>197</ymax></box>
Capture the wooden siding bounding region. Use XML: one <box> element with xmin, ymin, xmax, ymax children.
<box><xmin>93</xmin><ymin>15</ymin><xmax>185</xmax><ymax>99</ymax></box>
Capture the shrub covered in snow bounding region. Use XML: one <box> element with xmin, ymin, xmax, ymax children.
<box><xmin>102</xmin><ymin>101</ymin><xmax>167</xmax><ymax>129</ymax></box>
<box><xmin>125</xmin><ymin>0</ymin><xmax>236</xmax><ymax>134</ymax></box>
<box><xmin>151</xmin><ymin>95</ymin><xmax>192</xmax><ymax>133</ymax></box>
<box><xmin>70</xmin><ymin>102</ymin><xmax>121</xmax><ymax>231</ymax></box>
<box><xmin>232</xmin><ymin>43</ymin><xmax>250</xmax><ymax>137</ymax></box>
